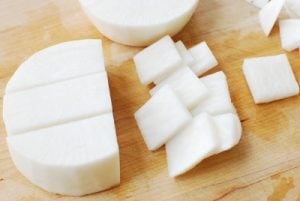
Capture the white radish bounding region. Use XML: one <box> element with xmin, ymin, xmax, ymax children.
<box><xmin>133</xmin><ymin>36</ymin><xmax>182</xmax><ymax>85</ymax></box>
<box><xmin>134</xmin><ymin>85</ymin><xmax>192</xmax><ymax>151</ymax></box>
<box><xmin>150</xmin><ymin>67</ymin><xmax>208</xmax><ymax>109</ymax></box>
<box><xmin>5</xmin><ymin>40</ymin><xmax>104</xmax><ymax>93</ymax></box>
<box><xmin>279</xmin><ymin>19</ymin><xmax>300</xmax><ymax>51</ymax></box>
<box><xmin>7</xmin><ymin>114</ymin><xmax>119</xmax><ymax>196</ymax></box>
<box><xmin>259</xmin><ymin>0</ymin><xmax>285</xmax><ymax>36</ymax></box>
<box><xmin>78</xmin><ymin>0</ymin><xmax>199</xmax><ymax>46</ymax></box>
<box><xmin>245</xmin><ymin>0</ymin><xmax>269</xmax><ymax>8</ymax></box>
<box><xmin>175</xmin><ymin>41</ymin><xmax>195</xmax><ymax>66</ymax></box>
<box><xmin>243</xmin><ymin>54</ymin><xmax>299</xmax><ymax>104</ymax></box>
<box><xmin>285</xmin><ymin>0</ymin><xmax>300</xmax><ymax>18</ymax></box>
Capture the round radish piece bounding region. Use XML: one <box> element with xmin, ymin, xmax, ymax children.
<box><xmin>78</xmin><ymin>0</ymin><xmax>199</xmax><ymax>46</ymax></box>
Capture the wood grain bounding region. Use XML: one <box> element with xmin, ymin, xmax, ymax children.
<box><xmin>1</xmin><ymin>0</ymin><xmax>300</xmax><ymax>200</ymax></box>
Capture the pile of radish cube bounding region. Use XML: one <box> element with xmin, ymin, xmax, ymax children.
<box><xmin>133</xmin><ymin>36</ymin><xmax>242</xmax><ymax>177</ymax></box>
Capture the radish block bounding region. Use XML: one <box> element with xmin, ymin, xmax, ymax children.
<box><xmin>166</xmin><ymin>113</ymin><xmax>219</xmax><ymax>177</ymax></box>
<box><xmin>188</xmin><ymin>42</ymin><xmax>218</xmax><ymax>76</ymax></box>
<box><xmin>243</xmin><ymin>54</ymin><xmax>299</xmax><ymax>104</ymax></box>
<box><xmin>285</xmin><ymin>0</ymin><xmax>300</xmax><ymax>18</ymax></box>
<box><xmin>135</xmin><ymin>85</ymin><xmax>192</xmax><ymax>151</ymax></box>
<box><xmin>259</xmin><ymin>0</ymin><xmax>285</xmax><ymax>36</ymax></box>
<box><xmin>245</xmin><ymin>0</ymin><xmax>269</xmax><ymax>8</ymax></box>
<box><xmin>279</xmin><ymin>19</ymin><xmax>300</xmax><ymax>51</ymax></box>
<box><xmin>5</xmin><ymin>40</ymin><xmax>104</xmax><ymax>93</ymax></box>
<box><xmin>150</xmin><ymin>67</ymin><xmax>208</xmax><ymax>109</ymax></box>
<box><xmin>134</xmin><ymin>36</ymin><xmax>182</xmax><ymax>85</ymax></box>
<box><xmin>175</xmin><ymin>41</ymin><xmax>195</xmax><ymax>66</ymax></box>
<box><xmin>192</xmin><ymin>72</ymin><xmax>236</xmax><ymax>116</ymax></box>
<box><xmin>7</xmin><ymin>114</ymin><xmax>119</xmax><ymax>196</ymax></box>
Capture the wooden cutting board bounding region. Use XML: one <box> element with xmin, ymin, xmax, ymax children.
<box><xmin>1</xmin><ymin>0</ymin><xmax>300</xmax><ymax>200</ymax></box>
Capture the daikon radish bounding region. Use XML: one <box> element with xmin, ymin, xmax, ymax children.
<box><xmin>78</xmin><ymin>0</ymin><xmax>199</xmax><ymax>46</ymax></box>
<box><xmin>243</xmin><ymin>54</ymin><xmax>299</xmax><ymax>104</ymax></box>
<box><xmin>285</xmin><ymin>0</ymin><xmax>300</xmax><ymax>18</ymax></box>
<box><xmin>175</xmin><ymin>41</ymin><xmax>195</xmax><ymax>66</ymax></box>
<box><xmin>135</xmin><ymin>85</ymin><xmax>192</xmax><ymax>151</ymax></box>
<box><xmin>279</xmin><ymin>19</ymin><xmax>300</xmax><ymax>51</ymax></box>
<box><xmin>245</xmin><ymin>0</ymin><xmax>269</xmax><ymax>8</ymax></box>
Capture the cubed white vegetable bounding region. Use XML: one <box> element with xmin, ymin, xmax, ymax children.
<box><xmin>135</xmin><ymin>85</ymin><xmax>192</xmax><ymax>151</ymax></box>
<box><xmin>243</xmin><ymin>54</ymin><xmax>299</xmax><ymax>104</ymax></box>
<box><xmin>188</xmin><ymin>41</ymin><xmax>218</xmax><ymax>76</ymax></box>
<box><xmin>192</xmin><ymin>72</ymin><xmax>236</xmax><ymax>116</ymax></box>
<box><xmin>245</xmin><ymin>0</ymin><xmax>269</xmax><ymax>8</ymax></box>
<box><xmin>4</xmin><ymin>73</ymin><xmax>112</xmax><ymax>135</ymax></box>
<box><xmin>175</xmin><ymin>41</ymin><xmax>195</xmax><ymax>66</ymax></box>
<box><xmin>213</xmin><ymin>113</ymin><xmax>242</xmax><ymax>152</ymax></box>
<box><xmin>259</xmin><ymin>0</ymin><xmax>285</xmax><ymax>36</ymax></box>
<box><xmin>150</xmin><ymin>67</ymin><xmax>208</xmax><ymax>109</ymax></box>
<box><xmin>279</xmin><ymin>19</ymin><xmax>300</xmax><ymax>51</ymax></box>
<box><xmin>133</xmin><ymin>36</ymin><xmax>182</xmax><ymax>85</ymax></box>
<box><xmin>7</xmin><ymin>114</ymin><xmax>119</xmax><ymax>196</ymax></box>
<box><xmin>5</xmin><ymin>40</ymin><xmax>104</xmax><ymax>93</ymax></box>
<box><xmin>285</xmin><ymin>0</ymin><xmax>300</xmax><ymax>18</ymax></box>
<box><xmin>78</xmin><ymin>0</ymin><xmax>199</xmax><ymax>46</ymax></box>
<box><xmin>166</xmin><ymin>113</ymin><xmax>220</xmax><ymax>177</ymax></box>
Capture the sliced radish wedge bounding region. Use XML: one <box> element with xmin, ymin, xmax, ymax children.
<box><xmin>192</xmin><ymin>72</ymin><xmax>236</xmax><ymax>116</ymax></box>
<box><xmin>134</xmin><ymin>36</ymin><xmax>182</xmax><ymax>85</ymax></box>
<box><xmin>135</xmin><ymin>85</ymin><xmax>192</xmax><ymax>151</ymax></box>
<box><xmin>166</xmin><ymin>113</ymin><xmax>219</xmax><ymax>177</ymax></box>
<box><xmin>279</xmin><ymin>19</ymin><xmax>300</xmax><ymax>51</ymax></box>
<box><xmin>150</xmin><ymin>67</ymin><xmax>208</xmax><ymax>109</ymax></box>
<box><xmin>259</xmin><ymin>0</ymin><xmax>285</xmax><ymax>36</ymax></box>
<box><xmin>285</xmin><ymin>0</ymin><xmax>300</xmax><ymax>18</ymax></box>
<box><xmin>243</xmin><ymin>54</ymin><xmax>299</xmax><ymax>104</ymax></box>
<box><xmin>188</xmin><ymin>42</ymin><xmax>218</xmax><ymax>76</ymax></box>
<box><xmin>245</xmin><ymin>0</ymin><xmax>269</xmax><ymax>8</ymax></box>
<box><xmin>175</xmin><ymin>41</ymin><xmax>195</xmax><ymax>66</ymax></box>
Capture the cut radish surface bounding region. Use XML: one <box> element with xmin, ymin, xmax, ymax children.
<box><xmin>166</xmin><ymin>113</ymin><xmax>219</xmax><ymax>177</ymax></box>
<box><xmin>259</xmin><ymin>0</ymin><xmax>285</xmax><ymax>36</ymax></box>
<box><xmin>188</xmin><ymin>42</ymin><xmax>218</xmax><ymax>76</ymax></box>
<box><xmin>7</xmin><ymin>114</ymin><xmax>119</xmax><ymax>196</ymax></box>
<box><xmin>134</xmin><ymin>36</ymin><xmax>182</xmax><ymax>85</ymax></box>
<box><xmin>279</xmin><ymin>19</ymin><xmax>300</xmax><ymax>51</ymax></box>
<box><xmin>243</xmin><ymin>54</ymin><xmax>299</xmax><ymax>104</ymax></box>
<box><xmin>78</xmin><ymin>0</ymin><xmax>199</xmax><ymax>46</ymax></box>
<box><xmin>150</xmin><ymin>67</ymin><xmax>208</xmax><ymax>109</ymax></box>
<box><xmin>245</xmin><ymin>0</ymin><xmax>269</xmax><ymax>8</ymax></box>
<box><xmin>175</xmin><ymin>41</ymin><xmax>195</xmax><ymax>66</ymax></box>
<box><xmin>5</xmin><ymin>40</ymin><xmax>104</xmax><ymax>93</ymax></box>
<box><xmin>192</xmin><ymin>72</ymin><xmax>236</xmax><ymax>116</ymax></box>
<box><xmin>135</xmin><ymin>85</ymin><xmax>192</xmax><ymax>151</ymax></box>
<box><xmin>285</xmin><ymin>0</ymin><xmax>300</xmax><ymax>18</ymax></box>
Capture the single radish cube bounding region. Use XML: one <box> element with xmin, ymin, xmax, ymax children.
<box><xmin>166</xmin><ymin>113</ymin><xmax>220</xmax><ymax>177</ymax></box>
<box><xmin>188</xmin><ymin>41</ymin><xmax>218</xmax><ymax>76</ymax></box>
<box><xmin>285</xmin><ymin>0</ymin><xmax>300</xmax><ymax>18</ymax></box>
<box><xmin>259</xmin><ymin>0</ymin><xmax>285</xmax><ymax>36</ymax></box>
<box><xmin>243</xmin><ymin>54</ymin><xmax>299</xmax><ymax>104</ymax></box>
<box><xmin>279</xmin><ymin>19</ymin><xmax>300</xmax><ymax>51</ymax></box>
<box><xmin>150</xmin><ymin>67</ymin><xmax>208</xmax><ymax>109</ymax></box>
<box><xmin>133</xmin><ymin>36</ymin><xmax>182</xmax><ymax>85</ymax></box>
<box><xmin>175</xmin><ymin>41</ymin><xmax>195</xmax><ymax>66</ymax></box>
<box><xmin>135</xmin><ymin>85</ymin><xmax>192</xmax><ymax>151</ymax></box>
<box><xmin>192</xmin><ymin>72</ymin><xmax>236</xmax><ymax>116</ymax></box>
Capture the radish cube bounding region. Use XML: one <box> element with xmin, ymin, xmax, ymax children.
<box><xmin>135</xmin><ymin>85</ymin><xmax>192</xmax><ymax>151</ymax></box>
<box><xmin>192</xmin><ymin>72</ymin><xmax>236</xmax><ymax>116</ymax></box>
<box><xmin>188</xmin><ymin>42</ymin><xmax>218</xmax><ymax>76</ymax></box>
<box><xmin>279</xmin><ymin>19</ymin><xmax>300</xmax><ymax>52</ymax></box>
<box><xmin>150</xmin><ymin>67</ymin><xmax>208</xmax><ymax>109</ymax></box>
<box><xmin>134</xmin><ymin>36</ymin><xmax>182</xmax><ymax>85</ymax></box>
<box><xmin>245</xmin><ymin>0</ymin><xmax>269</xmax><ymax>8</ymax></box>
<box><xmin>175</xmin><ymin>41</ymin><xmax>195</xmax><ymax>66</ymax></box>
<box><xmin>243</xmin><ymin>54</ymin><xmax>299</xmax><ymax>104</ymax></box>
<box><xmin>285</xmin><ymin>0</ymin><xmax>300</xmax><ymax>18</ymax></box>
<box><xmin>166</xmin><ymin>113</ymin><xmax>220</xmax><ymax>177</ymax></box>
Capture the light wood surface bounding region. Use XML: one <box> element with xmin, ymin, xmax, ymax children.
<box><xmin>1</xmin><ymin>0</ymin><xmax>300</xmax><ymax>200</ymax></box>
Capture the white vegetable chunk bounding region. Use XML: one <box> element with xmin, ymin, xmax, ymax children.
<box><xmin>135</xmin><ymin>85</ymin><xmax>192</xmax><ymax>151</ymax></box>
<box><xmin>279</xmin><ymin>19</ymin><xmax>300</xmax><ymax>51</ymax></box>
<box><xmin>213</xmin><ymin>113</ymin><xmax>242</xmax><ymax>152</ymax></box>
<box><xmin>285</xmin><ymin>0</ymin><xmax>300</xmax><ymax>18</ymax></box>
<box><xmin>150</xmin><ymin>67</ymin><xmax>208</xmax><ymax>109</ymax></box>
<box><xmin>78</xmin><ymin>0</ymin><xmax>199</xmax><ymax>46</ymax></box>
<box><xmin>7</xmin><ymin>114</ymin><xmax>120</xmax><ymax>196</ymax></box>
<box><xmin>245</xmin><ymin>0</ymin><xmax>269</xmax><ymax>8</ymax></box>
<box><xmin>166</xmin><ymin>113</ymin><xmax>220</xmax><ymax>177</ymax></box>
<box><xmin>259</xmin><ymin>0</ymin><xmax>285</xmax><ymax>36</ymax></box>
<box><xmin>243</xmin><ymin>54</ymin><xmax>299</xmax><ymax>104</ymax></box>
<box><xmin>175</xmin><ymin>41</ymin><xmax>195</xmax><ymax>66</ymax></box>
<box><xmin>5</xmin><ymin>40</ymin><xmax>104</xmax><ymax>93</ymax></box>
<box><xmin>192</xmin><ymin>72</ymin><xmax>236</xmax><ymax>116</ymax></box>
<box><xmin>4</xmin><ymin>73</ymin><xmax>112</xmax><ymax>135</ymax></box>
<box><xmin>133</xmin><ymin>36</ymin><xmax>183</xmax><ymax>85</ymax></box>
<box><xmin>188</xmin><ymin>41</ymin><xmax>218</xmax><ymax>76</ymax></box>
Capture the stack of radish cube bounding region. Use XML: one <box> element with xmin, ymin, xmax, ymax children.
<box><xmin>133</xmin><ymin>36</ymin><xmax>242</xmax><ymax>177</ymax></box>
